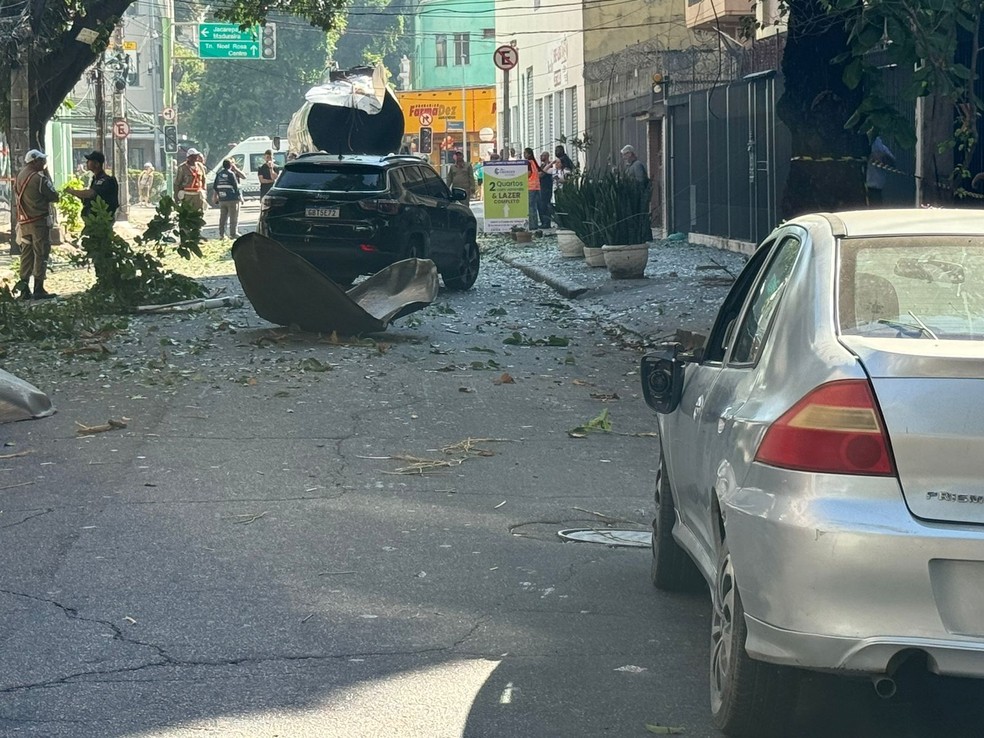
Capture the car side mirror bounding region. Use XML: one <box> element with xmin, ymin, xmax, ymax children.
<box><xmin>449</xmin><ymin>187</ymin><xmax>469</xmax><ymax>202</ymax></box>
<box><xmin>641</xmin><ymin>347</ymin><xmax>686</xmax><ymax>414</ymax></box>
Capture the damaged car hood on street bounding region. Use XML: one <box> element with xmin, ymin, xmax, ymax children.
<box><xmin>231</xmin><ymin>233</ymin><xmax>438</xmax><ymax>335</ymax></box>
<box><xmin>0</xmin><ymin>368</ymin><xmax>54</xmax><ymax>424</ymax></box>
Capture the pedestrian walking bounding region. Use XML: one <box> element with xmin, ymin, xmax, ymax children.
<box><xmin>12</xmin><ymin>149</ymin><xmax>60</xmax><ymax>300</ymax></box>
<box><xmin>257</xmin><ymin>149</ymin><xmax>278</xmax><ymax>198</ymax></box>
<box><xmin>212</xmin><ymin>158</ymin><xmax>243</xmax><ymax>240</ymax></box>
<box><xmin>620</xmin><ymin>144</ymin><xmax>648</xmax><ymax>182</ymax></box>
<box><xmin>524</xmin><ymin>147</ymin><xmax>542</xmax><ymax>231</ymax></box>
<box><xmin>137</xmin><ymin>162</ymin><xmax>155</xmax><ymax>205</ymax></box>
<box><xmin>865</xmin><ymin>136</ymin><xmax>895</xmax><ymax>207</ymax></box>
<box><xmin>538</xmin><ymin>151</ymin><xmax>554</xmax><ymax>227</ymax></box>
<box><xmin>65</xmin><ymin>150</ymin><xmax>120</xmax><ymax>225</ymax></box>
<box><xmin>445</xmin><ymin>150</ymin><xmax>475</xmax><ymax>198</ymax></box>
<box><xmin>173</xmin><ymin>148</ymin><xmax>208</xmax><ymax>211</ymax></box>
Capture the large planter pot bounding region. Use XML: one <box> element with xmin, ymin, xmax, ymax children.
<box><xmin>583</xmin><ymin>246</ymin><xmax>606</xmax><ymax>267</ymax></box>
<box><xmin>556</xmin><ymin>229</ymin><xmax>585</xmax><ymax>258</ymax></box>
<box><xmin>602</xmin><ymin>242</ymin><xmax>649</xmax><ymax>279</ymax></box>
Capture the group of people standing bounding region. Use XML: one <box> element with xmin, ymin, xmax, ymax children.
<box><xmin>14</xmin><ymin>149</ymin><xmax>119</xmax><ymax>300</ymax></box>
<box><xmin>443</xmin><ymin>145</ymin><xmax>577</xmax><ymax>231</ymax></box>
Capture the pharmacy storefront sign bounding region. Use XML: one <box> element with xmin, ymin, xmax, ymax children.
<box><xmin>483</xmin><ymin>161</ymin><xmax>528</xmax><ymax>233</ymax></box>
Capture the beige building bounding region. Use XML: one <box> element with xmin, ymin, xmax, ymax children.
<box><xmin>493</xmin><ymin>0</ymin><xmax>585</xmax><ymax>165</ymax></box>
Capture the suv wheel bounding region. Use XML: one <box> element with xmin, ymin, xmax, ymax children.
<box><xmin>405</xmin><ymin>238</ymin><xmax>426</xmax><ymax>261</ymax></box>
<box><xmin>710</xmin><ymin>537</ymin><xmax>798</xmax><ymax>736</ymax></box>
<box><xmin>442</xmin><ymin>234</ymin><xmax>480</xmax><ymax>291</ymax></box>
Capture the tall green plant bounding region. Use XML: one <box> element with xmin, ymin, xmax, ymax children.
<box><xmin>555</xmin><ymin>174</ymin><xmax>607</xmax><ymax>248</ymax></box>
<box><xmin>588</xmin><ymin>172</ymin><xmax>653</xmax><ymax>246</ymax></box>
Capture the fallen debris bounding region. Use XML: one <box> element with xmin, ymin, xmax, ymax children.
<box><xmin>136</xmin><ymin>296</ymin><xmax>244</xmax><ymax>313</ymax></box>
<box><xmin>76</xmin><ymin>418</ymin><xmax>129</xmax><ymax>435</ymax></box>
<box><xmin>0</xmin><ymin>450</ymin><xmax>32</xmax><ymax>460</ymax></box>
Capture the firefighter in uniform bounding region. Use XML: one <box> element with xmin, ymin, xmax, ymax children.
<box><xmin>14</xmin><ymin>149</ymin><xmax>60</xmax><ymax>300</ymax></box>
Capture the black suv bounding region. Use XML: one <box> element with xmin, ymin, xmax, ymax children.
<box><xmin>257</xmin><ymin>154</ymin><xmax>480</xmax><ymax>289</ymax></box>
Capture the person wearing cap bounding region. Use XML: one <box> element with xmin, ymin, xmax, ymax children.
<box><xmin>65</xmin><ymin>150</ymin><xmax>120</xmax><ymax>223</ymax></box>
<box><xmin>173</xmin><ymin>148</ymin><xmax>208</xmax><ymax>211</ymax></box>
<box><xmin>13</xmin><ymin>149</ymin><xmax>60</xmax><ymax>300</ymax></box>
<box><xmin>137</xmin><ymin>162</ymin><xmax>155</xmax><ymax>206</ymax></box>
<box><xmin>620</xmin><ymin>144</ymin><xmax>648</xmax><ymax>183</ymax></box>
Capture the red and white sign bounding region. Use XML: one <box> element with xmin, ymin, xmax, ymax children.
<box><xmin>161</xmin><ymin>107</ymin><xmax>176</xmax><ymax>121</ymax></box>
<box><xmin>113</xmin><ymin>118</ymin><xmax>131</xmax><ymax>139</ymax></box>
<box><xmin>493</xmin><ymin>45</ymin><xmax>518</xmax><ymax>71</ymax></box>
<box><xmin>419</xmin><ymin>112</ymin><xmax>433</xmax><ymax>126</ymax></box>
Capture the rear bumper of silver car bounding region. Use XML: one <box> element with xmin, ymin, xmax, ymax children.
<box><xmin>723</xmin><ymin>466</ymin><xmax>984</xmax><ymax>677</ymax></box>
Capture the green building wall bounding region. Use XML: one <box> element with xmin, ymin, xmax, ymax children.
<box><xmin>412</xmin><ymin>0</ymin><xmax>496</xmax><ymax>90</ymax></box>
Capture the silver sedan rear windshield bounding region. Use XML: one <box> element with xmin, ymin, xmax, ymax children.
<box><xmin>840</xmin><ymin>236</ymin><xmax>984</xmax><ymax>340</ymax></box>
<box><xmin>278</xmin><ymin>164</ymin><xmax>386</xmax><ymax>192</ymax></box>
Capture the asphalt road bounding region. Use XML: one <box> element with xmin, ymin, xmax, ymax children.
<box><xmin>2</xmin><ymin>239</ymin><xmax>984</xmax><ymax>736</ymax></box>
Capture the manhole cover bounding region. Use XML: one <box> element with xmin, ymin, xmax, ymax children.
<box><xmin>557</xmin><ymin>528</ymin><xmax>652</xmax><ymax>548</ymax></box>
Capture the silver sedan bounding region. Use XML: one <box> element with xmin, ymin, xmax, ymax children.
<box><xmin>641</xmin><ymin>209</ymin><xmax>984</xmax><ymax>737</ymax></box>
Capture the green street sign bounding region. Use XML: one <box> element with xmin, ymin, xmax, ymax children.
<box><xmin>198</xmin><ymin>23</ymin><xmax>266</xmax><ymax>59</ymax></box>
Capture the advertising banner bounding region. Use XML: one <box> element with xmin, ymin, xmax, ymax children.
<box><xmin>483</xmin><ymin>161</ymin><xmax>529</xmax><ymax>233</ymax></box>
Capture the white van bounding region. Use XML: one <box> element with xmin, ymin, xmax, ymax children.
<box><xmin>206</xmin><ymin>136</ymin><xmax>288</xmax><ymax>197</ymax></box>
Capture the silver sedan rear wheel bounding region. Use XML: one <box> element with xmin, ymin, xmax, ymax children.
<box><xmin>710</xmin><ymin>539</ymin><xmax>798</xmax><ymax>736</ymax></box>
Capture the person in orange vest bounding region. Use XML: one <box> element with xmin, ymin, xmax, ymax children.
<box><xmin>13</xmin><ymin>149</ymin><xmax>60</xmax><ymax>300</ymax></box>
<box><xmin>173</xmin><ymin>148</ymin><xmax>208</xmax><ymax>211</ymax></box>
<box><xmin>524</xmin><ymin>147</ymin><xmax>542</xmax><ymax>231</ymax></box>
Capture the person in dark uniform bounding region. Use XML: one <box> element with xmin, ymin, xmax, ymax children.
<box><xmin>257</xmin><ymin>149</ymin><xmax>278</xmax><ymax>198</ymax></box>
<box><xmin>65</xmin><ymin>151</ymin><xmax>120</xmax><ymax>222</ymax></box>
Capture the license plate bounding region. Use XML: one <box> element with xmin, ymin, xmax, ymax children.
<box><xmin>305</xmin><ymin>206</ymin><xmax>340</xmax><ymax>218</ymax></box>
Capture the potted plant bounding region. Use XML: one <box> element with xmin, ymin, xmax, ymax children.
<box><xmin>554</xmin><ymin>177</ymin><xmax>587</xmax><ymax>258</ymax></box>
<box><xmin>590</xmin><ymin>171</ymin><xmax>653</xmax><ymax>278</ymax></box>
<box><xmin>556</xmin><ymin>174</ymin><xmax>607</xmax><ymax>265</ymax></box>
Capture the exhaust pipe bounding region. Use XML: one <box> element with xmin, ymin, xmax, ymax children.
<box><xmin>872</xmin><ymin>676</ymin><xmax>897</xmax><ymax>699</ymax></box>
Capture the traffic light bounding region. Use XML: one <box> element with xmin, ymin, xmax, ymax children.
<box><xmin>163</xmin><ymin>125</ymin><xmax>178</xmax><ymax>154</ymax></box>
<box><xmin>262</xmin><ymin>23</ymin><xmax>277</xmax><ymax>60</ymax></box>
<box><xmin>419</xmin><ymin>127</ymin><xmax>433</xmax><ymax>154</ymax></box>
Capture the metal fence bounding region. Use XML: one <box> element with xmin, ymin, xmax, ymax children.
<box><xmin>666</xmin><ymin>73</ymin><xmax>789</xmax><ymax>245</ymax></box>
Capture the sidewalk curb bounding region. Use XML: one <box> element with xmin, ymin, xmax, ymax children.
<box><xmin>498</xmin><ymin>253</ymin><xmax>590</xmax><ymax>299</ymax></box>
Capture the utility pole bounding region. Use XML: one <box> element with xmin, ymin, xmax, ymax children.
<box><xmin>111</xmin><ymin>23</ymin><xmax>130</xmax><ymax>220</ymax></box>
<box><xmin>162</xmin><ymin>0</ymin><xmax>175</xmax><ymax>196</ymax></box>
<box><xmin>8</xmin><ymin>19</ymin><xmax>31</xmax><ymax>254</ymax></box>
<box><xmin>94</xmin><ymin>58</ymin><xmax>106</xmax><ymax>156</ymax></box>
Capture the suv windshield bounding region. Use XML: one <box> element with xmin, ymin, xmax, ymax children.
<box><xmin>277</xmin><ymin>164</ymin><xmax>386</xmax><ymax>192</ymax></box>
<box><xmin>839</xmin><ymin>236</ymin><xmax>984</xmax><ymax>340</ymax></box>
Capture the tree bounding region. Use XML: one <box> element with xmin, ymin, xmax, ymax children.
<box><xmin>830</xmin><ymin>0</ymin><xmax>983</xmax><ymax>203</ymax></box>
<box><xmin>183</xmin><ymin>17</ymin><xmax>329</xmax><ymax>156</ymax></box>
<box><xmin>777</xmin><ymin>0</ymin><xmax>984</xmax><ymax>214</ymax></box>
<box><xmin>332</xmin><ymin>0</ymin><xmax>412</xmax><ymax>79</ymax></box>
<box><xmin>776</xmin><ymin>0</ymin><xmax>868</xmax><ymax>217</ymax></box>
<box><xmin>0</xmin><ymin>0</ymin><xmax>348</xmax><ymax>150</ymax></box>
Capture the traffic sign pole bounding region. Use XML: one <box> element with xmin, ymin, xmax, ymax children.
<box><xmin>494</xmin><ymin>45</ymin><xmax>518</xmax><ymax>157</ymax></box>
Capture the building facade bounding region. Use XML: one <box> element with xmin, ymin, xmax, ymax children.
<box><xmin>60</xmin><ymin>0</ymin><xmax>167</xmax><ymax>174</ymax></box>
<box><xmin>493</xmin><ymin>0</ymin><xmax>585</xmax><ymax>165</ymax></box>
<box><xmin>412</xmin><ymin>0</ymin><xmax>497</xmax><ymax>91</ymax></box>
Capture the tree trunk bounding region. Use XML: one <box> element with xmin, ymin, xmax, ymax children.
<box><xmin>777</xmin><ymin>0</ymin><xmax>869</xmax><ymax>218</ymax></box>
<box><xmin>918</xmin><ymin>94</ymin><xmax>955</xmax><ymax>205</ymax></box>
